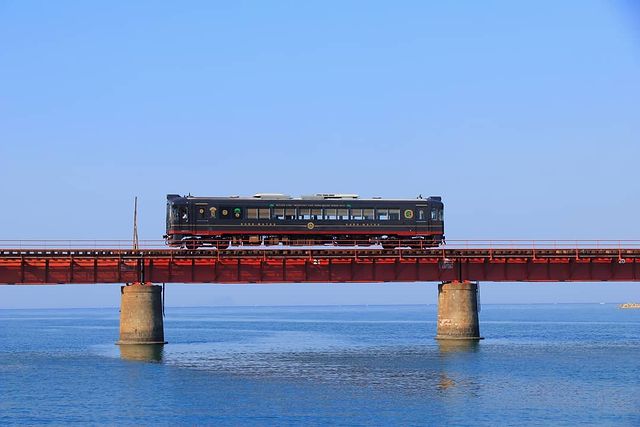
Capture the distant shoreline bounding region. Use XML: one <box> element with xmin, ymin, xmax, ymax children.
<box><xmin>619</xmin><ymin>303</ymin><xmax>640</xmax><ymax>309</ymax></box>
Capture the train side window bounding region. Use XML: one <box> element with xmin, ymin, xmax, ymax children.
<box><xmin>179</xmin><ymin>206</ymin><xmax>188</xmax><ymax>221</ymax></box>
<box><xmin>350</xmin><ymin>208</ymin><xmax>362</xmax><ymax>220</ymax></box>
<box><xmin>377</xmin><ymin>209</ymin><xmax>389</xmax><ymax>220</ymax></box>
<box><xmin>247</xmin><ymin>208</ymin><xmax>258</xmax><ymax>219</ymax></box>
<box><xmin>298</xmin><ymin>208</ymin><xmax>311</xmax><ymax>220</ymax></box>
<box><xmin>363</xmin><ymin>209</ymin><xmax>375</xmax><ymax>220</ymax></box>
<box><xmin>311</xmin><ymin>208</ymin><xmax>322</xmax><ymax>220</ymax></box>
<box><xmin>324</xmin><ymin>209</ymin><xmax>337</xmax><ymax>220</ymax></box>
<box><xmin>273</xmin><ymin>208</ymin><xmax>285</xmax><ymax>220</ymax></box>
<box><xmin>258</xmin><ymin>208</ymin><xmax>270</xmax><ymax>219</ymax></box>
<box><xmin>285</xmin><ymin>208</ymin><xmax>296</xmax><ymax>220</ymax></box>
<box><xmin>389</xmin><ymin>209</ymin><xmax>400</xmax><ymax>220</ymax></box>
<box><xmin>337</xmin><ymin>209</ymin><xmax>349</xmax><ymax>220</ymax></box>
<box><xmin>418</xmin><ymin>209</ymin><xmax>425</xmax><ymax>220</ymax></box>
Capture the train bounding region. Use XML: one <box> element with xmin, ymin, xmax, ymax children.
<box><xmin>164</xmin><ymin>193</ymin><xmax>444</xmax><ymax>249</ymax></box>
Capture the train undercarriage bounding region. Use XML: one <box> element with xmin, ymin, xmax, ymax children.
<box><xmin>173</xmin><ymin>234</ymin><xmax>443</xmax><ymax>250</ymax></box>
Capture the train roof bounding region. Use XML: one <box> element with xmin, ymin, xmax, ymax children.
<box><xmin>167</xmin><ymin>194</ymin><xmax>442</xmax><ymax>202</ymax></box>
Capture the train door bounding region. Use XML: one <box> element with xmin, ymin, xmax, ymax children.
<box><xmin>416</xmin><ymin>204</ymin><xmax>428</xmax><ymax>233</ymax></box>
<box><xmin>195</xmin><ymin>203</ymin><xmax>209</xmax><ymax>239</ymax></box>
<box><xmin>176</xmin><ymin>203</ymin><xmax>192</xmax><ymax>236</ymax></box>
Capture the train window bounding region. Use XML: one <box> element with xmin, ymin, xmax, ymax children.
<box><xmin>247</xmin><ymin>208</ymin><xmax>259</xmax><ymax>219</ymax></box>
<box><xmin>418</xmin><ymin>209</ymin><xmax>425</xmax><ymax>220</ymax></box>
<box><xmin>363</xmin><ymin>209</ymin><xmax>375</xmax><ymax>220</ymax></box>
<box><xmin>377</xmin><ymin>209</ymin><xmax>389</xmax><ymax>220</ymax></box>
<box><xmin>337</xmin><ymin>209</ymin><xmax>349</xmax><ymax>220</ymax></box>
<box><xmin>258</xmin><ymin>208</ymin><xmax>270</xmax><ymax>219</ymax></box>
<box><xmin>179</xmin><ymin>206</ymin><xmax>189</xmax><ymax>221</ymax></box>
<box><xmin>171</xmin><ymin>206</ymin><xmax>179</xmax><ymax>221</ymax></box>
<box><xmin>311</xmin><ymin>208</ymin><xmax>322</xmax><ymax>220</ymax></box>
<box><xmin>285</xmin><ymin>208</ymin><xmax>296</xmax><ymax>220</ymax></box>
<box><xmin>438</xmin><ymin>209</ymin><xmax>444</xmax><ymax>221</ymax></box>
<box><xmin>298</xmin><ymin>208</ymin><xmax>311</xmax><ymax>220</ymax></box>
<box><xmin>324</xmin><ymin>209</ymin><xmax>337</xmax><ymax>220</ymax></box>
<box><xmin>430</xmin><ymin>208</ymin><xmax>437</xmax><ymax>220</ymax></box>
<box><xmin>351</xmin><ymin>208</ymin><xmax>363</xmax><ymax>220</ymax></box>
<box><xmin>389</xmin><ymin>209</ymin><xmax>401</xmax><ymax>220</ymax></box>
<box><xmin>273</xmin><ymin>208</ymin><xmax>285</xmax><ymax>220</ymax></box>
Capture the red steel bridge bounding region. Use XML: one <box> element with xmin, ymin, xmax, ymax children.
<box><xmin>1</xmin><ymin>239</ymin><xmax>639</xmax><ymax>285</ymax></box>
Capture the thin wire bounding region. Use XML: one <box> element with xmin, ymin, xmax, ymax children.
<box><xmin>132</xmin><ymin>196</ymin><xmax>139</xmax><ymax>251</ymax></box>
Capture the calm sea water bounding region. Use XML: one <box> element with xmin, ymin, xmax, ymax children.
<box><xmin>1</xmin><ymin>304</ymin><xmax>639</xmax><ymax>426</ymax></box>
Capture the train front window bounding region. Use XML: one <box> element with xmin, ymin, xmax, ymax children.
<box><xmin>431</xmin><ymin>208</ymin><xmax>437</xmax><ymax>220</ymax></box>
<box><xmin>438</xmin><ymin>208</ymin><xmax>444</xmax><ymax>221</ymax></box>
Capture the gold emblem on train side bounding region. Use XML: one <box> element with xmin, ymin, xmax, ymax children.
<box><xmin>307</xmin><ymin>222</ymin><xmax>315</xmax><ymax>230</ymax></box>
<box><xmin>404</xmin><ymin>209</ymin><xmax>414</xmax><ymax>219</ymax></box>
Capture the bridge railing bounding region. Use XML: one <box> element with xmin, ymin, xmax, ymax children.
<box><xmin>441</xmin><ymin>240</ymin><xmax>640</xmax><ymax>250</ymax></box>
<box><xmin>1</xmin><ymin>239</ymin><xmax>640</xmax><ymax>251</ymax></box>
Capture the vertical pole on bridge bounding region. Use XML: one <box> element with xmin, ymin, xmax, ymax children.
<box><xmin>116</xmin><ymin>283</ymin><xmax>167</xmax><ymax>345</ymax></box>
<box><xmin>436</xmin><ymin>281</ymin><xmax>483</xmax><ymax>340</ymax></box>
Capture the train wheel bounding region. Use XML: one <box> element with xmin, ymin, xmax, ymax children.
<box><xmin>381</xmin><ymin>241</ymin><xmax>398</xmax><ymax>250</ymax></box>
<box><xmin>185</xmin><ymin>241</ymin><xmax>199</xmax><ymax>250</ymax></box>
<box><xmin>406</xmin><ymin>242</ymin><xmax>423</xmax><ymax>250</ymax></box>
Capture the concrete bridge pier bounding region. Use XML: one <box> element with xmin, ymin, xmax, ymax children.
<box><xmin>435</xmin><ymin>281</ymin><xmax>483</xmax><ymax>340</ymax></box>
<box><xmin>116</xmin><ymin>283</ymin><xmax>167</xmax><ymax>345</ymax></box>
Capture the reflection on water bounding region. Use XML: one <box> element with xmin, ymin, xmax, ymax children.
<box><xmin>437</xmin><ymin>373</ymin><xmax>456</xmax><ymax>390</ymax></box>
<box><xmin>119</xmin><ymin>344</ymin><xmax>164</xmax><ymax>362</ymax></box>
<box><xmin>2</xmin><ymin>305</ymin><xmax>639</xmax><ymax>425</ymax></box>
<box><xmin>437</xmin><ymin>339</ymin><xmax>480</xmax><ymax>355</ymax></box>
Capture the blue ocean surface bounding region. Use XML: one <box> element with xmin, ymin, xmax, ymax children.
<box><xmin>1</xmin><ymin>303</ymin><xmax>639</xmax><ymax>426</ymax></box>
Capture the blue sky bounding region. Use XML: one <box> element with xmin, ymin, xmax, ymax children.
<box><xmin>1</xmin><ymin>1</ymin><xmax>639</xmax><ymax>308</ymax></box>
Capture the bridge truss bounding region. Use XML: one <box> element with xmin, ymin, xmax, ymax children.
<box><xmin>1</xmin><ymin>240</ymin><xmax>639</xmax><ymax>284</ymax></box>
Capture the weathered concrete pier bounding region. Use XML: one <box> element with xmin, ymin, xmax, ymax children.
<box><xmin>435</xmin><ymin>281</ymin><xmax>482</xmax><ymax>340</ymax></box>
<box><xmin>116</xmin><ymin>283</ymin><xmax>167</xmax><ymax>345</ymax></box>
